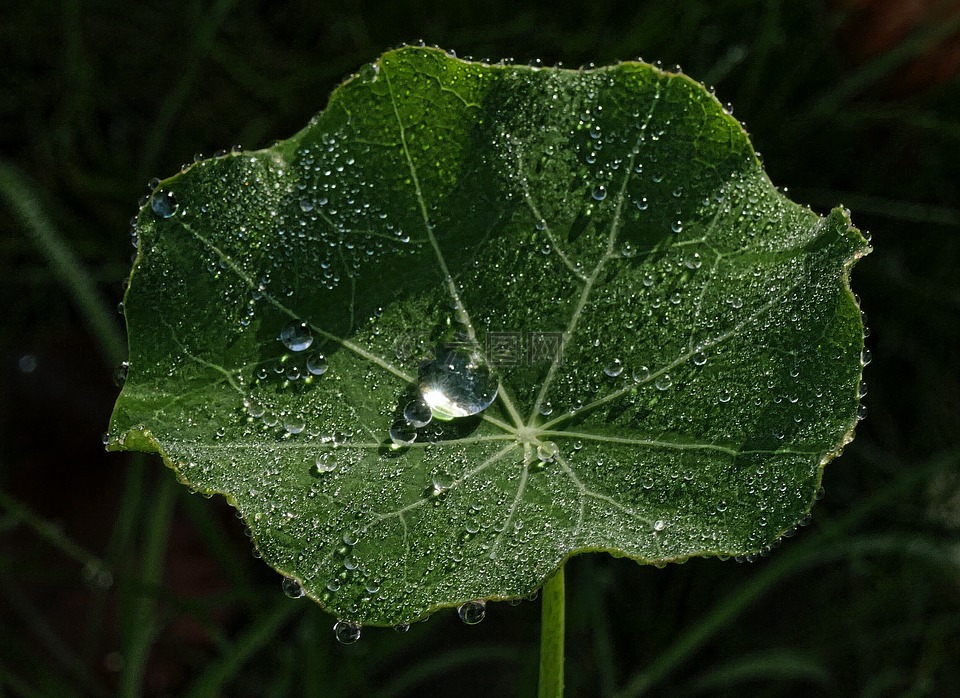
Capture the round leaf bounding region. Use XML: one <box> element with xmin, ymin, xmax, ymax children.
<box><xmin>108</xmin><ymin>47</ymin><xmax>870</xmax><ymax>626</ymax></box>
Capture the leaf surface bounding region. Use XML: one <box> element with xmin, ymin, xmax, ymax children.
<box><xmin>109</xmin><ymin>47</ymin><xmax>869</xmax><ymax>625</ymax></box>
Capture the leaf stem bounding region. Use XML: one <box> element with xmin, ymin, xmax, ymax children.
<box><xmin>538</xmin><ymin>565</ymin><xmax>565</xmax><ymax>698</ymax></box>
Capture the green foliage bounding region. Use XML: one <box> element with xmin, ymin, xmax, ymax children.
<box><xmin>108</xmin><ymin>47</ymin><xmax>868</xmax><ymax>626</ymax></box>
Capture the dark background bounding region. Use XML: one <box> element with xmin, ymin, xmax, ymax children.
<box><xmin>2</xmin><ymin>1</ymin><xmax>959</xmax><ymax>696</ymax></box>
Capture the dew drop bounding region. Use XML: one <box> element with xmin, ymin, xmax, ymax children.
<box><xmin>334</xmin><ymin>620</ymin><xmax>361</xmax><ymax>644</ymax></box>
<box><xmin>653</xmin><ymin>519</ymin><xmax>667</xmax><ymax>532</ymax></box>
<box><xmin>636</xmin><ymin>197</ymin><xmax>649</xmax><ymax>211</ymax></box>
<box><xmin>403</xmin><ymin>399</ymin><xmax>433</xmax><ymax>428</ymax></box>
<box><xmin>279</xmin><ymin>322</ymin><xmax>313</xmax><ymax>352</ymax></box>
<box><xmin>393</xmin><ymin>623</ymin><xmax>410</xmax><ymax>633</ymax></box>
<box><xmin>718</xmin><ymin>389</ymin><xmax>732</xmax><ymax>403</ymax></box>
<box><xmin>592</xmin><ymin>185</ymin><xmax>607</xmax><ymax>201</ymax></box>
<box><xmin>299</xmin><ymin>199</ymin><xmax>314</xmax><ymax>212</ymax></box>
<box><xmin>314</xmin><ymin>453</ymin><xmax>337</xmax><ymax>474</ymax></box>
<box><xmin>692</xmin><ymin>351</ymin><xmax>707</xmax><ymax>367</ymax></box>
<box><xmin>306</xmin><ymin>353</ymin><xmax>328</xmax><ymax>375</ymax></box>
<box><xmin>861</xmin><ymin>347</ymin><xmax>872</xmax><ymax>366</ymax></box>
<box><xmin>389</xmin><ymin>421</ymin><xmax>417</xmax><ymax>447</ymax></box>
<box><xmin>150</xmin><ymin>190</ymin><xmax>178</xmax><ymax>218</ymax></box>
<box><xmin>654</xmin><ymin>374</ymin><xmax>673</xmax><ymax>391</ymax></box>
<box><xmin>671</xmin><ymin>220</ymin><xmax>683</xmax><ymax>233</ymax></box>
<box><xmin>604</xmin><ymin>359</ymin><xmax>624</xmax><ymax>377</ymax></box>
<box><xmin>419</xmin><ymin>348</ymin><xmax>498</xmax><ymax>420</ymax></box>
<box><xmin>684</xmin><ymin>253</ymin><xmax>702</xmax><ymax>269</ymax></box>
<box><xmin>632</xmin><ymin>366</ymin><xmax>650</xmax><ymax>382</ymax></box>
<box><xmin>457</xmin><ymin>600</ymin><xmax>486</xmax><ymax>625</ymax></box>
<box><xmin>113</xmin><ymin>361</ymin><xmax>129</xmax><ymax>387</ymax></box>
<box><xmin>536</xmin><ymin>441</ymin><xmax>559</xmax><ymax>462</ymax></box>
<box><xmin>282</xmin><ymin>577</ymin><xmax>305</xmax><ymax>598</ymax></box>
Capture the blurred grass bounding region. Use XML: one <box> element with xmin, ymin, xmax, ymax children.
<box><xmin>1</xmin><ymin>0</ymin><xmax>959</xmax><ymax>695</ymax></box>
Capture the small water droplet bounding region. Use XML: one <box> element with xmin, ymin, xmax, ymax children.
<box><xmin>299</xmin><ymin>199</ymin><xmax>314</xmax><ymax>212</ymax></box>
<box><xmin>313</xmin><ymin>452</ymin><xmax>336</xmax><ymax>474</ymax></box>
<box><xmin>389</xmin><ymin>421</ymin><xmax>417</xmax><ymax>447</ymax></box>
<box><xmin>653</xmin><ymin>520</ymin><xmax>666</xmax><ymax>532</ymax></box>
<box><xmin>113</xmin><ymin>361</ymin><xmax>129</xmax><ymax>387</ymax></box>
<box><xmin>457</xmin><ymin>600</ymin><xmax>486</xmax><ymax>625</ymax></box>
<box><xmin>604</xmin><ymin>359</ymin><xmax>624</xmax><ymax>377</ymax></box>
<box><xmin>861</xmin><ymin>347</ymin><xmax>872</xmax><ymax>366</ymax></box>
<box><xmin>718</xmin><ymin>389</ymin><xmax>732</xmax><ymax>403</ymax></box>
<box><xmin>632</xmin><ymin>366</ymin><xmax>650</xmax><ymax>382</ymax></box>
<box><xmin>636</xmin><ymin>197</ymin><xmax>649</xmax><ymax>211</ymax></box>
<box><xmin>282</xmin><ymin>577</ymin><xmax>305</xmax><ymax>598</ymax></box>
<box><xmin>671</xmin><ymin>220</ymin><xmax>683</xmax><ymax>233</ymax></box>
<box><xmin>716</xmin><ymin>500</ymin><xmax>728</xmax><ymax>512</ymax></box>
<box><xmin>150</xmin><ymin>190</ymin><xmax>178</xmax><ymax>218</ymax></box>
<box><xmin>403</xmin><ymin>399</ymin><xmax>433</xmax><ymax>428</ymax></box>
<box><xmin>334</xmin><ymin>620</ymin><xmax>361</xmax><ymax>644</ymax></box>
<box><xmin>536</xmin><ymin>441</ymin><xmax>559</xmax><ymax>462</ymax></box>
<box><xmin>539</xmin><ymin>401</ymin><xmax>553</xmax><ymax>416</ymax></box>
<box><xmin>684</xmin><ymin>253</ymin><xmax>702</xmax><ymax>269</ymax></box>
<box><xmin>692</xmin><ymin>351</ymin><xmax>707</xmax><ymax>366</ymax></box>
<box><xmin>592</xmin><ymin>185</ymin><xmax>607</xmax><ymax>201</ymax></box>
<box><xmin>654</xmin><ymin>374</ymin><xmax>673</xmax><ymax>391</ymax></box>
<box><xmin>393</xmin><ymin>623</ymin><xmax>410</xmax><ymax>633</ymax></box>
<box><xmin>307</xmin><ymin>353</ymin><xmax>328</xmax><ymax>375</ymax></box>
<box><xmin>279</xmin><ymin>322</ymin><xmax>313</xmax><ymax>352</ymax></box>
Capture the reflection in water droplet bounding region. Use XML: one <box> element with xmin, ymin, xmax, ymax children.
<box><xmin>279</xmin><ymin>322</ymin><xmax>313</xmax><ymax>352</ymax></box>
<box><xmin>671</xmin><ymin>220</ymin><xmax>683</xmax><ymax>233</ymax></box>
<box><xmin>419</xmin><ymin>348</ymin><xmax>498</xmax><ymax>420</ymax></box>
<box><xmin>282</xmin><ymin>577</ymin><xmax>305</xmax><ymax>598</ymax></box>
<box><xmin>334</xmin><ymin>620</ymin><xmax>361</xmax><ymax>644</ymax></box>
<box><xmin>636</xmin><ymin>197</ymin><xmax>649</xmax><ymax>211</ymax></box>
<box><xmin>150</xmin><ymin>190</ymin><xmax>178</xmax><ymax>218</ymax></box>
<box><xmin>306</xmin><ymin>353</ymin><xmax>328</xmax><ymax>375</ymax></box>
<box><xmin>592</xmin><ymin>185</ymin><xmax>607</xmax><ymax>201</ymax></box>
<box><xmin>403</xmin><ymin>399</ymin><xmax>433</xmax><ymax>428</ymax></box>
<box><xmin>458</xmin><ymin>600</ymin><xmax>486</xmax><ymax>625</ymax></box>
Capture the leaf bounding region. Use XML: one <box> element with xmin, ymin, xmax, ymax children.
<box><xmin>108</xmin><ymin>46</ymin><xmax>870</xmax><ymax>626</ymax></box>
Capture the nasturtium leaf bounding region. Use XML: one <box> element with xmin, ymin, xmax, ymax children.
<box><xmin>108</xmin><ymin>46</ymin><xmax>870</xmax><ymax>626</ymax></box>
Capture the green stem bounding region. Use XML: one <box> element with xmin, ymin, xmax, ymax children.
<box><xmin>538</xmin><ymin>564</ymin><xmax>565</xmax><ymax>698</ymax></box>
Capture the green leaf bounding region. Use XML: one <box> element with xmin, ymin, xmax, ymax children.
<box><xmin>108</xmin><ymin>46</ymin><xmax>870</xmax><ymax>626</ymax></box>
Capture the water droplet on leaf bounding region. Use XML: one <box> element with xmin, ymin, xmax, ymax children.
<box><xmin>334</xmin><ymin>620</ymin><xmax>361</xmax><ymax>644</ymax></box>
<box><xmin>279</xmin><ymin>322</ymin><xmax>313</xmax><ymax>352</ymax></box>
<box><xmin>458</xmin><ymin>600</ymin><xmax>486</xmax><ymax>625</ymax></box>
<box><xmin>418</xmin><ymin>347</ymin><xmax>497</xmax><ymax>420</ymax></box>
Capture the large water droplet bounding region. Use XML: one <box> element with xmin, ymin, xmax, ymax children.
<box><xmin>334</xmin><ymin>620</ymin><xmax>361</xmax><ymax>644</ymax></box>
<box><xmin>279</xmin><ymin>322</ymin><xmax>313</xmax><ymax>352</ymax></box>
<box><xmin>418</xmin><ymin>348</ymin><xmax>498</xmax><ymax>420</ymax></box>
<box><xmin>150</xmin><ymin>190</ymin><xmax>178</xmax><ymax>218</ymax></box>
<box><xmin>457</xmin><ymin>600</ymin><xmax>486</xmax><ymax>625</ymax></box>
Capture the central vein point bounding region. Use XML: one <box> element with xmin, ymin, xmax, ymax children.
<box><xmin>516</xmin><ymin>426</ymin><xmax>540</xmax><ymax>444</ymax></box>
